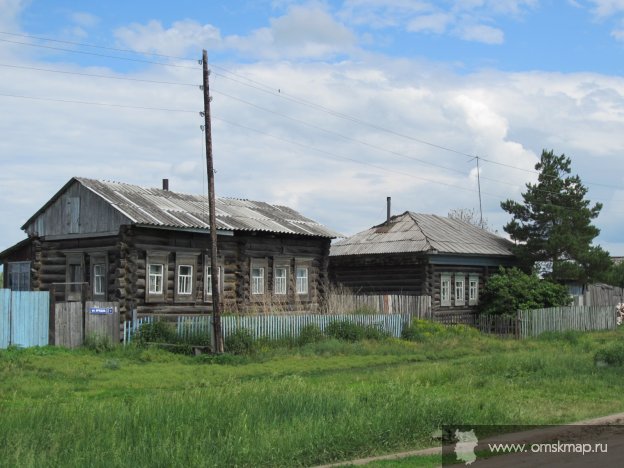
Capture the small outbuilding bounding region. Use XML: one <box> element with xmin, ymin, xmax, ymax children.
<box><xmin>0</xmin><ymin>177</ymin><xmax>340</xmax><ymax>317</ymax></box>
<box><xmin>329</xmin><ymin>211</ymin><xmax>516</xmax><ymax>315</ymax></box>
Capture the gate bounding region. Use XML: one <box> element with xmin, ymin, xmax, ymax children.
<box><xmin>54</xmin><ymin>301</ymin><xmax>119</xmax><ymax>348</ymax></box>
<box><xmin>0</xmin><ymin>289</ymin><xmax>50</xmax><ymax>349</ymax></box>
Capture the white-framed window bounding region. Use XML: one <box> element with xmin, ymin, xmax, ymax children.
<box><xmin>296</xmin><ymin>267</ymin><xmax>308</xmax><ymax>295</ymax></box>
<box><xmin>177</xmin><ymin>265</ymin><xmax>193</xmax><ymax>295</ymax></box>
<box><xmin>440</xmin><ymin>274</ymin><xmax>451</xmax><ymax>307</ymax></box>
<box><xmin>204</xmin><ymin>265</ymin><xmax>221</xmax><ymax>298</ymax></box>
<box><xmin>455</xmin><ymin>275</ymin><xmax>465</xmax><ymax>306</ymax></box>
<box><xmin>469</xmin><ymin>275</ymin><xmax>479</xmax><ymax>306</ymax></box>
<box><xmin>252</xmin><ymin>267</ymin><xmax>265</xmax><ymax>295</ymax></box>
<box><xmin>149</xmin><ymin>264</ymin><xmax>164</xmax><ymax>294</ymax></box>
<box><xmin>274</xmin><ymin>266</ymin><xmax>287</xmax><ymax>295</ymax></box>
<box><xmin>93</xmin><ymin>263</ymin><xmax>106</xmax><ymax>296</ymax></box>
<box><xmin>7</xmin><ymin>261</ymin><xmax>30</xmax><ymax>291</ymax></box>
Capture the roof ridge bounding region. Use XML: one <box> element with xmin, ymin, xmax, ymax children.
<box><xmin>406</xmin><ymin>212</ymin><xmax>434</xmax><ymax>252</ymax></box>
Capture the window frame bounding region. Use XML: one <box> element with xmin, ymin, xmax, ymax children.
<box><xmin>7</xmin><ymin>261</ymin><xmax>30</xmax><ymax>291</ymax></box>
<box><xmin>146</xmin><ymin>251</ymin><xmax>168</xmax><ymax>303</ymax></box>
<box><xmin>177</xmin><ymin>264</ymin><xmax>193</xmax><ymax>296</ymax></box>
<box><xmin>454</xmin><ymin>274</ymin><xmax>466</xmax><ymax>306</ymax></box>
<box><xmin>250</xmin><ymin>258</ymin><xmax>268</xmax><ymax>300</ymax></box>
<box><xmin>65</xmin><ymin>253</ymin><xmax>84</xmax><ymax>302</ymax></box>
<box><xmin>469</xmin><ymin>274</ymin><xmax>479</xmax><ymax>306</ymax></box>
<box><xmin>174</xmin><ymin>254</ymin><xmax>197</xmax><ymax>302</ymax></box>
<box><xmin>89</xmin><ymin>252</ymin><xmax>107</xmax><ymax>300</ymax></box>
<box><xmin>273</xmin><ymin>258</ymin><xmax>290</xmax><ymax>297</ymax></box>
<box><xmin>204</xmin><ymin>263</ymin><xmax>222</xmax><ymax>302</ymax></box>
<box><xmin>294</xmin><ymin>258</ymin><xmax>312</xmax><ymax>300</ymax></box>
<box><xmin>440</xmin><ymin>274</ymin><xmax>451</xmax><ymax>307</ymax></box>
<box><xmin>296</xmin><ymin>267</ymin><xmax>309</xmax><ymax>295</ymax></box>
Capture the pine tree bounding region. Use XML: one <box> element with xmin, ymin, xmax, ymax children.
<box><xmin>501</xmin><ymin>149</ymin><xmax>610</xmax><ymax>283</ymax></box>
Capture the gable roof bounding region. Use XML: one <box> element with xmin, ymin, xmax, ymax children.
<box><xmin>330</xmin><ymin>211</ymin><xmax>514</xmax><ymax>257</ymax></box>
<box><xmin>23</xmin><ymin>177</ymin><xmax>340</xmax><ymax>238</ymax></box>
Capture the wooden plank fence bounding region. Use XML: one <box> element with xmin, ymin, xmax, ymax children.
<box><xmin>518</xmin><ymin>306</ymin><xmax>617</xmax><ymax>338</ymax></box>
<box><xmin>326</xmin><ymin>294</ymin><xmax>431</xmax><ymax>318</ymax></box>
<box><xmin>54</xmin><ymin>301</ymin><xmax>120</xmax><ymax>347</ymax></box>
<box><xmin>54</xmin><ymin>302</ymin><xmax>83</xmax><ymax>348</ymax></box>
<box><xmin>433</xmin><ymin>306</ymin><xmax>616</xmax><ymax>338</ymax></box>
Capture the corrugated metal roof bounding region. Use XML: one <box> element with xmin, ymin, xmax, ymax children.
<box><xmin>330</xmin><ymin>211</ymin><xmax>514</xmax><ymax>257</ymax></box>
<box><xmin>74</xmin><ymin>177</ymin><xmax>340</xmax><ymax>238</ymax></box>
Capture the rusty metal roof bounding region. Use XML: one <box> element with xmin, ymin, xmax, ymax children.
<box><xmin>72</xmin><ymin>177</ymin><xmax>340</xmax><ymax>238</ymax></box>
<box><xmin>330</xmin><ymin>211</ymin><xmax>514</xmax><ymax>257</ymax></box>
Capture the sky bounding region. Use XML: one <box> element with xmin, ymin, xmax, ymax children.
<box><xmin>1</xmin><ymin>0</ymin><xmax>624</xmax><ymax>256</ymax></box>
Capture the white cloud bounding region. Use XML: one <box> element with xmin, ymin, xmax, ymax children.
<box><xmin>456</xmin><ymin>23</ymin><xmax>505</xmax><ymax>44</ymax></box>
<box><xmin>588</xmin><ymin>0</ymin><xmax>624</xmax><ymax>18</ymax></box>
<box><xmin>115</xmin><ymin>4</ymin><xmax>355</xmax><ymax>60</ymax></box>
<box><xmin>70</xmin><ymin>12</ymin><xmax>99</xmax><ymax>28</ymax></box>
<box><xmin>3</xmin><ymin>5</ymin><xmax>624</xmax><ymax>255</ymax></box>
<box><xmin>0</xmin><ymin>0</ymin><xmax>27</xmax><ymax>32</ymax></box>
<box><xmin>407</xmin><ymin>13</ymin><xmax>452</xmax><ymax>34</ymax></box>
<box><xmin>115</xmin><ymin>19</ymin><xmax>222</xmax><ymax>56</ymax></box>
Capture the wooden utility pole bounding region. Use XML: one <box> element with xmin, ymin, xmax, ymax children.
<box><xmin>202</xmin><ymin>49</ymin><xmax>223</xmax><ymax>353</ymax></box>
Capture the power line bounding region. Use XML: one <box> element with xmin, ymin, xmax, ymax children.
<box><xmin>0</xmin><ymin>63</ymin><xmax>198</xmax><ymax>87</ymax></box>
<box><xmin>212</xmin><ymin>88</ymin><xmax>471</xmax><ymax>179</ymax></box>
<box><xmin>0</xmin><ymin>30</ymin><xmax>197</xmax><ymax>62</ymax></box>
<box><xmin>0</xmin><ymin>38</ymin><xmax>199</xmax><ymax>69</ymax></box>
<box><xmin>3</xmin><ymin>30</ymin><xmax>618</xmax><ymax>191</ymax></box>
<box><xmin>0</xmin><ymin>92</ymin><xmax>197</xmax><ymax>113</ymax></box>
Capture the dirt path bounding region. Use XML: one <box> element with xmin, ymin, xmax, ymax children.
<box><xmin>312</xmin><ymin>412</ymin><xmax>624</xmax><ymax>467</ymax></box>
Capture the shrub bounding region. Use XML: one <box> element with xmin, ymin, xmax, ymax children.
<box><xmin>225</xmin><ymin>328</ymin><xmax>255</xmax><ymax>355</ymax></box>
<box><xmin>594</xmin><ymin>342</ymin><xmax>624</xmax><ymax>366</ymax></box>
<box><xmin>401</xmin><ymin>320</ymin><xmax>448</xmax><ymax>342</ymax></box>
<box><xmin>479</xmin><ymin>267</ymin><xmax>572</xmax><ymax>315</ymax></box>
<box><xmin>325</xmin><ymin>320</ymin><xmax>363</xmax><ymax>341</ymax></box>
<box><xmin>83</xmin><ymin>333</ymin><xmax>113</xmax><ymax>353</ymax></box>
<box><xmin>135</xmin><ymin>321</ymin><xmax>177</xmax><ymax>345</ymax></box>
<box><xmin>324</xmin><ymin>320</ymin><xmax>388</xmax><ymax>342</ymax></box>
<box><xmin>298</xmin><ymin>324</ymin><xmax>324</xmax><ymax>345</ymax></box>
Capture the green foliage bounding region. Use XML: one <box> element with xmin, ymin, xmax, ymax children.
<box><xmin>594</xmin><ymin>342</ymin><xmax>624</xmax><ymax>366</ymax></box>
<box><xmin>83</xmin><ymin>333</ymin><xmax>114</xmax><ymax>353</ymax></box>
<box><xmin>501</xmin><ymin>149</ymin><xmax>610</xmax><ymax>283</ymax></box>
<box><xmin>0</xmin><ymin>271</ymin><xmax>3</xmax><ymax>288</ymax></box>
<box><xmin>224</xmin><ymin>328</ymin><xmax>255</xmax><ymax>354</ymax></box>
<box><xmin>597</xmin><ymin>261</ymin><xmax>624</xmax><ymax>289</ymax></box>
<box><xmin>298</xmin><ymin>323</ymin><xmax>324</xmax><ymax>345</ymax></box>
<box><xmin>479</xmin><ymin>267</ymin><xmax>572</xmax><ymax>315</ymax></box>
<box><xmin>401</xmin><ymin>320</ymin><xmax>479</xmax><ymax>341</ymax></box>
<box><xmin>135</xmin><ymin>321</ymin><xmax>177</xmax><ymax>345</ymax></box>
<box><xmin>324</xmin><ymin>320</ymin><xmax>389</xmax><ymax>342</ymax></box>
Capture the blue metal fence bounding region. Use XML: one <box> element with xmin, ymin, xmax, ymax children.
<box><xmin>0</xmin><ymin>289</ymin><xmax>50</xmax><ymax>349</ymax></box>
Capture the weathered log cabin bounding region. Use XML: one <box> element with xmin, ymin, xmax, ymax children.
<box><xmin>329</xmin><ymin>211</ymin><xmax>516</xmax><ymax>315</ymax></box>
<box><xmin>0</xmin><ymin>177</ymin><xmax>340</xmax><ymax>318</ymax></box>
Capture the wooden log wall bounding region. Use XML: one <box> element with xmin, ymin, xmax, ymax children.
<box><xmin>122</xmin><ymin>226</ymin><xmax>331</xmax><ymax>316</ymax></box>
<box><xmin>329</xmin><ymin>253</ymin><xmax>427</xmax><ymax>295</ymax></box>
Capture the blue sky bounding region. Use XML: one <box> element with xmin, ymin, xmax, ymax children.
<box><xmin>2</xmin><ymin>0</ymin><xmax>624</xmax><ymax>256</ymax></box>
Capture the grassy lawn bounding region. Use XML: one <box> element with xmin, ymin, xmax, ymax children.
<box><xmin>1</xmin><ymin>328</ymin><xmax>623</xmax><ymax>467</ymax></box>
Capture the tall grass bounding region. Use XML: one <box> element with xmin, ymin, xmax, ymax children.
<box><xmin>1</xmin><ymin>330</ymin><xmax>624</xmax><ymax>467</ymax></box>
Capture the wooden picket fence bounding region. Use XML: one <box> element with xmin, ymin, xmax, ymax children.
<box><xmin>517</xmin><ymin>306</ymin><xmax>617</xmax><ymax>338</ymax></box>
<box><xmin>123</xmin><ymin>312</ymin><xmax>412</xmax><ymax>345</ymax></box>
<box><xmin>434</xmin><ymin>306</ymin><xmax>617</xmax><ymax>338</ymax></box>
